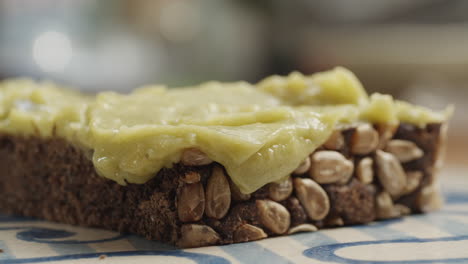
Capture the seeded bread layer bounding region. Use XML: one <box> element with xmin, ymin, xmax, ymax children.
<box><xmin>0</xmin><ymin>122</ymin><xmax>446</xmax><ymax>248</ymax></box>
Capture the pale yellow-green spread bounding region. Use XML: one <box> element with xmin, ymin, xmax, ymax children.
<box><xmin>0</xmin><ymin>67</ymin><xmax>452</xmax><ymax>193</ymax></box>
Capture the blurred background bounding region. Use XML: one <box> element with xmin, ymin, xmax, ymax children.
<box><xmin>0</xmin><ymin>0</ymin><xmax>466</xmax><ymax>165</ymax></box>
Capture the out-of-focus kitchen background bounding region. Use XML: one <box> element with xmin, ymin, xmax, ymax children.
<box><xmin>0</xmin><ymin>0</ymin><xmax>466</xmax><ymax>165</ymax></box>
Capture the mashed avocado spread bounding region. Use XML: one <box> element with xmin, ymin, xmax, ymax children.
<box><xmin>0</xmin><ymin>67</ymin><xmax>452</xmax><ymax>193</ymax></box>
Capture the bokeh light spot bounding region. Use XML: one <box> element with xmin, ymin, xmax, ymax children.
<box><xmin>33</xmin><ymin>31</ymin><xmax>73</xmax><ymax>73</ymax></box>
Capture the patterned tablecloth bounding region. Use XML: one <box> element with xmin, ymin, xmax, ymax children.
<box><xmin>1</xmin><ymin>167</ymin><xmax>467</xmax><ymax>264</ymax></box>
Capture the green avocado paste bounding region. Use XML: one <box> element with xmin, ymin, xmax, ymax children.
<box><xmin>0</xmin><ymin>67</ymin><xmax>452</xmax><ymax>193</ymax></box>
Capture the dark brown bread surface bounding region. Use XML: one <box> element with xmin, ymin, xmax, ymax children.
<box><xmin>0</xmin><ymin>122</ymin><xmax>444</xmax><ymax>247</ymax></box>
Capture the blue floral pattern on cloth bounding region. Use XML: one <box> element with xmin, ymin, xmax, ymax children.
<box><xmin>1</xmin><ymin>190</ymin><xmax>468</xmax><ymax>264</ymax></box>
